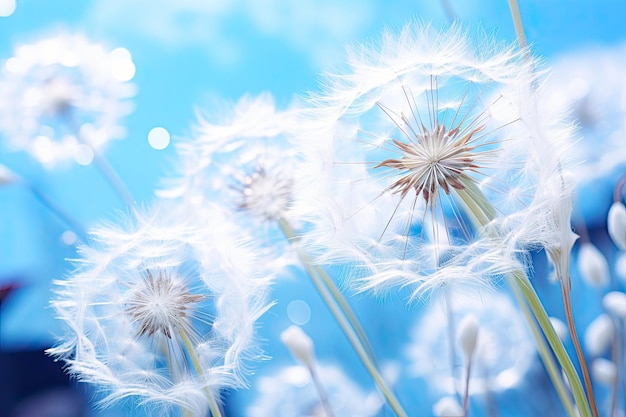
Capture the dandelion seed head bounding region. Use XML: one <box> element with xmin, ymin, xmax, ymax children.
<box><xmin>126</xmin><ymin>269</ymin><xmax>203</xmax><ymax>339</ymax></box>
<box><xmin>294</xmin><ymin>22</ymin><xmax>574</xmax><ymax>298</ymax></box>
<box><xmin>159</xmin><ymin>93</ymin><xmax>301</xmax><ymax>272</ymax></box>
<box><xmin>48</xmin><ymin>203</ymin><xmax>272</xmax><ymax>414</ymax></box>
<box><xmin>0</xmin><ymin>33</ymin><xmax>135</xmax><ymax>167</ymax></box>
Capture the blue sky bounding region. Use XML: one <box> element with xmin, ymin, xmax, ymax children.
<box><xmin>1</xmin><ymin>1</ymin><xmax>626</xmax><ymax>415</ymax></box>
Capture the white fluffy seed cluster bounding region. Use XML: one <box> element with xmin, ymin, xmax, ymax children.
<box><xmin>48</xmin><ymin>202</ymin><xmax>272</xmax><ymax>415</ymax></box>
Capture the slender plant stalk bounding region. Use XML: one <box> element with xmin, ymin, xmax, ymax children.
<box><xmin>64</xmin><ymin>114</ymin><xmax>134</xmax><ymax>207</ymax></box>
<box><xmin>508</xmin><ymin>274</ymin><xmax>577</xmax><ymax>417</ymax></box>
<box><xmin>439</xmin><ymin>0</ymin><xmax>457</xmax><ymax>23</ymax></box>
<box><xmin>180</xmin><ymin>329</ymin><xmax>223</xmax><ymax>417</ymax></box>
<box><xmin>309</xmin><ymin>366</ymin><xmax>336</xmax><ymax>417</ymax></box>
<box><xmin>26</xmin><ymin>182</ymin><xmax>87</xmax><ymax>241</ymax></box>
<box><xmin>506</xmin><ymin>0</ymin><xmax>528</xmax><ymax>49</ymax></box>
<box><xmin>560</xmin><ymin>283</ymin><xmax>599</xmax><ymax>417</ymax></box>
<box><xmin>456</xmin><ymin>182</ymin><xmax>592</xmax><ymax>417</ymax></box>
<box><xmin>463</xmin><ymin>359</ymin><xmax>472</xmax><ymax>417</ymax></box>
<box><xmin>279</xmin><ymin>218</ymin><xmax>377</xmax><ymax>364</ymax></box>
<box><xmin>89</xmin><ymin>150</ymin><xmax>135</xmax><ymax>207</ymax></box>
<box><xmin>502</xmin><ymin>4</ymin><xmax>598</xmax><ymax>415</ymax></box>
<box><xmin>309</xmin><ymin>263</ymin><xmax>378</xmax><ymax>363</ymax></box>
<box><xmin>609</xmin><ymin>318</ymin><xmax>621</xmax><ymax>417</ymax></box>
<box><xmin>444</xmin><ymin>294</ymin><xmax>463</xmax><ymax>403</ymax></box>
<box><xmin>277</xmin><ymin>219</ymin><xmax>408</xmax><ymax>417</ymax></box>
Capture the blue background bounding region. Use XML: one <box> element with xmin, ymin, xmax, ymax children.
<box><xmin>1</xmin><ymin>1</ymin><xmax>626</xmax><ymax>416</ymax></box>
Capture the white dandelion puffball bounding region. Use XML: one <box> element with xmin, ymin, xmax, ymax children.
<box><xmin>246</xmin><ymin>365</ymin><xmax>382</xmax><ymax>417</ymax></box>
<box><xmin>294</xmin><ymin>22</ymin><xmax>574</xmax><ymax>297</ymax></box>
<box><xmin>0</xmin><ymin>33</ymin><xmax>135</xmax><ymax>166</ymax></box>
<box><xmin>405</xmin><ymin>291</ymin><xmax>535</xmax><ymax>395</ymax></box>
<box><xmin>47</xmin><ymin>203</ymin><xmax>272</xmax><ymax>416</ymax></box>
<box><xmin>159</xmin><ymin>93</ymin><xmax>300</xmax><ymax>269</ymax></box>
<box><xmin>542</xmin><ymin>42</ymin><xmax>626</xmax><ymax>186</ymax></box>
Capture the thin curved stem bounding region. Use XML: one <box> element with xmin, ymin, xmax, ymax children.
<box><xmin>561</xmin><ymin>283</ymin><xmax>599</xmax><ymax>417</ymax></box>
<box><xmin>278</xmin><ymin>218</ymin><xmax>408</xmax><ymax>417</ymax></box>
<box><xmin>456</xmin><ymin>183</ymin><xmax>592</xmax><ymax>417</ymax></box>
<box><xmin>180</xmin><ymin>329</ymin><xmax>223</xmax><ymax>417</ymax></box>
<box><xmin>26</xmin><ymin>182</ymin><xmax>87</xmax><ymax>241</ymax></box>
<box><xmin>310</xmin><ymin>263</ymin><xmax>378</xmax><ymax>363</ymax></box>
<box><xmin>279</xmin><ymin>218</ymin><xmax>377</xmax><ymax>364</ymax></box>
<box><xmin>309</xmin><ymin>366</ymin><xmax>336</xmax><ymax>417</ymax></box>
<box><xmin>463</xmin><ymin>359</ymin><xmax>472</xmax><ymax>417</ymax></box>
<box><xmin>508</xmin><ymin>274</ymin><xmax>577</xmax><ymax>417</ymax></box>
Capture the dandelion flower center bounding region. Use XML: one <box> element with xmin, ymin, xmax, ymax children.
<box><xmin>235</xmin><ymin>166</ymin><xmax>293</xmax><ymax>221</ymax></box>
<box><xmin>126</xmin><ymin>269</ymin><xmax>203</xmax><ymax>339</ymax></box>
<box><xmin>376</xmin><ymin>117</ymin><xmax>484</xmax><ymax>204</ymax></box>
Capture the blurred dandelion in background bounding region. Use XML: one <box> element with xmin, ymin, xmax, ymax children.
<box><xmin>0</xmin><ymin>33</ymin><xmax>135</xmax><ymax>167</ymax></box>
<box><xmin>246</xmin><ymin>364</ymin><xmax>383</xmax><ymax>417</ymax></box>
<box><xmin>405</xmin><ymin>291</ymin><xmax>535</xmax><ymax>397</ymax></box>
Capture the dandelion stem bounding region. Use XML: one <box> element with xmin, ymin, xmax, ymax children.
<box><xmin>463</xmin><ymin>359</ymin><xmax>472</xmax><ymax>417</ymax></box>
<box><xmin>89</xmin><ymin>150</ymin><xmax>135</xmax><ymax>207</ymax></box>
<box><xmin>506</xmin><ymin>0</ymin><xmax>528</xmax><ymax>49</ymax></box>
<box><xmin>456</xmin><ymin>182</ymin><xmax>592</xmax><ymax>417</ymax></box>
<box><xmin>278</xmin><ymin>218</ymin><xmax>408</xmax><ymax>417</ymax></box>
<box><xmin>26</xmin><ymin>182</ymin><xmax>86</xmax><ymax>241</ymax></box>
<box><xmin>609</xmin><ymin>318</ymin><xmax>620</xmax><ymax>417</ymax></box>
<box><xmin>560</xmin><ymin>282</ymin><xmax>600</xmax><ymax>417</ymax></box>
<box><xmin>179</xmin><ymin>329</ymin><xmax>223</xmax><ymax>417</ymax></box>
<box><xmin>279</xmin><ymin>218</ymin><xmax>378</xmax><ymax>365</ymax></box>
<box><xmin>508</xmin><ymin>273</ymin><xmax>578</xmax><ymax>417</ymax></box>
<box><xmin>311</xmin><ymin>264</ymin><xmax>378</xmax><ymax>363</ymax></box>
<box><xmin>64</xmin><ymin>114</ymin><xmax>134</xmax><ymax>207</ymax></box>
<box><xmin>309</xmin><ymin>365</ymin><xmax>336</xmax><ymax>417</ymax></box>
<box><xmin>439</xmin><ymin>0</ymin><xmax>457</xmax><ymax>23</ymax></box>
<box><xmin>444</xmin><ymin>294</ymin><xmax>463</xmax><ymax>403</ymax></box>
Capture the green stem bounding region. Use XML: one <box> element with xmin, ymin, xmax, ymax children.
<box><xmin>310</xmin><ymin>264</ymin><xmax>377</xmax><ymax>363</ymax></box>
<box><xmin>456</xmin><ymin>182</ymin><xmax>591</xmax><ymax>417</ymax></box>
<box><xmin>180</xmin><ymin>329</ymin><xmax>223</xmax><ymax>417</ymax></box>
<box><xmin>507</xmin><ymin>273</ymin><xmax>577</xmax><ymax>417</ymax></box>
<box><xmin>277</xmin><ymin>218</ymin><xmax>408</xmax><ymax>417</ymax></box>
<box><xmin>511</xmin><ymin>271</ymin><xmax>591</xmax><ymax>417</ymax></box>
<box><xmin>309</xmin><ymin>366</ymin><xmax>336</xmax><ymax>417</ymax></box>
<box><xmin>507</xmin><ymin>0</ymin><xmax>528</xmax><ymax>49</ymax></box>
<box><xmin>279</xmin><ymin>218</ymin><xmax>377</xmax><ymax>363</ymax></box>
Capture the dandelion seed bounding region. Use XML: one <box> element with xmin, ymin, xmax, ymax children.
<box><xmin>47</xmin><ymin>203</ymin><xmax>272</xmax><ymax>415</ymax></box>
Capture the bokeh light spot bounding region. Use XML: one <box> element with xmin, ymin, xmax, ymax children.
<box><xmin>110</xmin><ymin>47</ymin><xmax>136</xmax><ymax>81</ymax></box>
<box><xmin>61</xmin><ymin>231</ymin><xmax>78</xmax><ymax>246</ymax></box>
<box><xmin>148</xmin><ymin>127</ymin><xmax>170</xmax><ymax>150</ymax></box>
<box><xmin>0</xmin><ymin>0</ymin><xmax>16</xmax><ymax>17</ymax></box>
<box><xmin>286</xmin><ymin>300</ymin><xmax>311</xmax><ymax>325</ymax></box>
<box><xmin>74</xmin><ymin>144</ymin><xmax>94</xmax><ymax>165</ymax></box>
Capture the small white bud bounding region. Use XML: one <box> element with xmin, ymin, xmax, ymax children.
<box><xmin>577</xmin><ymin>243</ymin><xmax>610</xmax><ymax>287</ymax></box>
<box><xmin>456</xmin><ymin>314</ymin><xmax>479</xmax><ymax>362</ymax></box>
<box><xmin>0</xmin><ymin>164</ymin><xmax>19</xmax><ymax>186</ymax></box>
<box><xmin>433</xmin><ymin>396</ymin><xmax>464</xmax><ymax>417</ymax></box>
<box><xmin>591</xmin><ymin>358</ymin><xmax>616</xmax><ymax>385</ymax></box>
<box><xmin>280</xmin><ymin>325</ymin><xmax>315</xmax><ymax>369</ymax></box>
<box><xmin>549</xmin><ymin>317</ymin><xmax>569</xmax><ymax>342</ymax></box>
<box><xmin>584</xmin><ymin>314</ymin><xmax>614</xmax><ymax>356</ymax></box>
<box><xmin>608</xmin><ymin>201</ymin><xmax>626</xmax><ymax>251</ymax></box>
<box><xmin>602</xmin><ymin>291</ymin><xmax>626</xmax><ymax>319</ymax></box>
